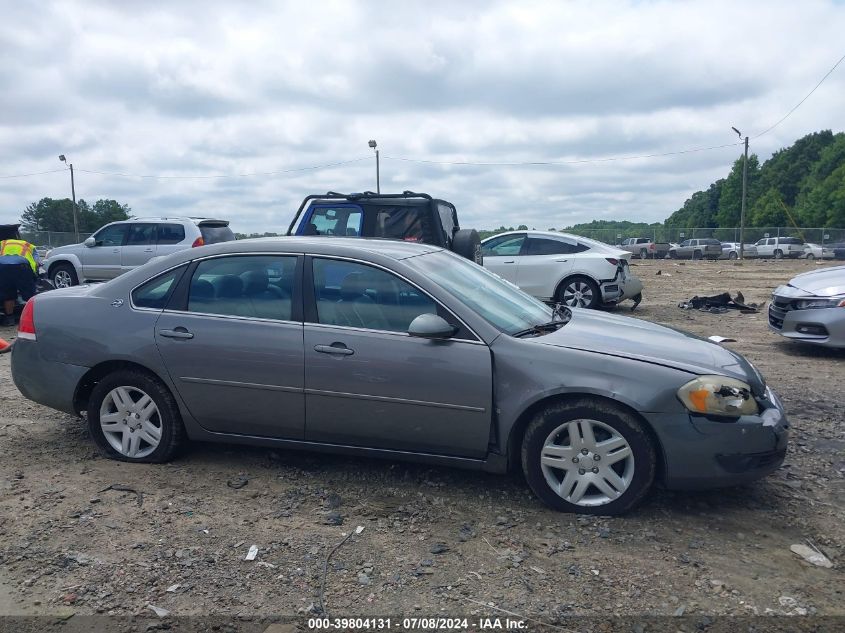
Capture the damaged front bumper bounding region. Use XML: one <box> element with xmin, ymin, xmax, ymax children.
<box><xmin>648</xmin><ymin>385</ymin><xmax>789</xmax><ymax>490</ymax></box>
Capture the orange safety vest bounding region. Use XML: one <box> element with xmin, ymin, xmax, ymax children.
<box><xmin>0</xmin><ymin>239</ymin><xmax>38</xmax><ymax>274</ymax></box>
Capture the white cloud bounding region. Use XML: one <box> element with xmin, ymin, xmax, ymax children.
<box><xmin>1</xmin><ymin>0</ymin><xmax>843</xmax><ymax>233</ymax></box>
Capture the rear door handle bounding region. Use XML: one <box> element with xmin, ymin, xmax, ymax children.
<box><xmin>502</xmin><ymin>260</ymin><xmax>515</xmax><ymax>264</ymax></box>
<box><xmin>159</xmin><ymin>328</ymin><xmax>194</xmax><ymax>340</ymax></box>
<box><xmin>555</xmin><ymin>259</ymin><xmax>568</xmax><ymax>263</ymax></box>
<box><xmin>314</xmin><ymin>343</ymin><xmax>354</xmax><ymax>356</ymax></box>
<box><xmin>144</xmin><ymin>248</ymin><xmax>154</xmax><ymax>252</ymax></box>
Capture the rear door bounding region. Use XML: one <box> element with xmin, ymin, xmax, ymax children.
<box><xmin>156</xmin><ymin>223</ymin><xmax>188</xmax><ymax>257</ymax></box>
<box><xmin>303</xmin><ymin>256</ymin><xmax>492</xmax><ymax>457</ymax></box>
<box><xmin>153</xmin><ymin>253</ymin><xmax>305</xmax><ymax>439</ymax></box>
<box><xmin>517</xmin><ymin>236</ymin><xmax>578</xmax><ymax>299</ymax></box>
<box><xmin>80</xmin><ymin>223</ymin><xmax>128</xmax><ymax>280</ymax></box>
<box><xmin>480</xmin><ymin>233</ymin><xmax>526</xmax><ymax>284</ymax></box>
<box><xmin>121</xmin><ymin>223</ymin><xmax>157</xmax><ymax>271</ymax></box>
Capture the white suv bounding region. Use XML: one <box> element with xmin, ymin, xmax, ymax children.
<box><xmin>754</xmin><ymin>237</ymin><xmax>805</xmax><ymax>259</ymax></box>
<box><xmin>44</xmin><ymin>217</ymin><xmax>234</xmax><ymax>287</ymax></box>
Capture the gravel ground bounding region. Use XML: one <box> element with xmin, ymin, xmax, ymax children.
<box><xmin>0</xmin><ymin>258</ymin><xmax>843</xmax><ymax>625</ymax></box>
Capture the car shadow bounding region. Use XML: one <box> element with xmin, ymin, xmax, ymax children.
<box><xmin>773</xmin><ymin>339</ymin><xmax>845</xmax><ymax>358</ymax></box>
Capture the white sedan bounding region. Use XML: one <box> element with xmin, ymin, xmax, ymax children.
<box><xmin>481</xmin><ymin>230</ymin><xmax>643</xmax><ymax>309</ymax></box>
<box><xmin>800</xmin><ymin>243</ymin><xmax>834</xmax><ymax>260</ymax></box>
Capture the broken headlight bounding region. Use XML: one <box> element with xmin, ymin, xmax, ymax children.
<box><xmin>677</xmin><ymin>376</ymin><xmax>758</xmax><ymax>417</ymax></box>
<box><xmin>794</xmin><ymin>298</ymin><xmax>845</xmax><ymax>310</ymax></box>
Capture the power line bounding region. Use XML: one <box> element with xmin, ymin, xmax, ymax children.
<box><xmin>74</xmin><ymin>156</ymin><xmax>371</xmax><ymax>179</ymax></box>
<box><xmin>753</xmin><ymin>51</ymin><xmax>845</xmax><ymax>139</ymax></box>
<box><xmin>384</xmin><ymin>141</ymin><xmax>743</xmax><ymax>167</ymax></box>
<box><xmin>0</xmin><ymin>168</ymin><xmax>67</xmax><ymax>180</ymax></box>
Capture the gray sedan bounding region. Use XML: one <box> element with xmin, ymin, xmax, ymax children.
<box><xmin>769</xmin><ymin>265</ymin><xmax>845</xmax><ymax>348</ymax></box>
<box><xmin>11</xmin><ymin>238</ymin><xmax>788</xmax><ymax>514</ymax></box>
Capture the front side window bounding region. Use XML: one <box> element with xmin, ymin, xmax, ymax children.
<box><xmin>482</xmin><ymin>234</ymin><xmax>526</xmax><ymax>256</ymax></box>
<box><xmin>94</xmin><ymin>224</ymin><xmax>129</xmax><ymax>247</ymax></box>
<box><xmin>126</xmin><ymin>223</ymin><xmax>155</xmax><ymax>245</ymax></box>
<box><xmin>312</xmin><ymin>258</ymin><xmax>437</xmax><ymax>333</ymax></box>
<box><xmin>186</xmin><ymin>255</ymin><xmax>296</xmax><ymax>320</ymax></box>
<box><xmin>132</xmin><ymin>266</ymin><xmax>186</xmax><ymax>310</ymax></box>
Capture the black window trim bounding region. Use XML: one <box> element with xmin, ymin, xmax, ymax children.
<box><xmin>303</xmin><ymin>254</ymin><xmax>481</xmax><ymax>343</ymax></box>
<box><xmin>93</xmin><ymin>222</ymin><xmax>131</xmax><ymax>247</ymax></box>
<box><xmin>129</xmin><ymin>263</ymin><xmax>189</xmax><ymax>312</ymax></box>
<box><xmin>126</xmin><ymin>222</ymin><xmax>157</xmax><ymax>246</ymax></box>
<box><xmin>482</xmin><ymin>232</ymin><xmax>527</xmax><ymax>257</ymax></box>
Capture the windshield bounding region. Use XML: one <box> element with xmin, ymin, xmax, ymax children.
<box><xmin>407</xmin><ymin>250</ymin><xmax>552</xmax><ymax>335</ymax></box>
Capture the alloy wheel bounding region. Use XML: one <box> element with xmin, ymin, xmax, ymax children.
<box><xmin>562</xmin><ymin>281</ymin><xmax>594</xmax><ymax>308</ymax></box>
<box><xmin>539</xmin><ymin>418</ymin><xmax>635</xmax><ymax>507</ymax></box>
<box><xmin>99</xmin><ymin>386</ymin><xmax>162</xmax><ymax>458</ymax></box>
<box><xmin>54</xmin><ymin>270</ymin><xmax>73</xmax><ymax>288</ymax></box>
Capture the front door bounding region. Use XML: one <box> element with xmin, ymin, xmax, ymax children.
<box><xmin>81</xmin><ymin>223</ymin><xmax>128</xmax><ymax>280</ymax></box>
<box><xmin>303</xmin><ymin>257</ymin><xmax>492</xmax><ymax>458</ymax></box>
<box><xmin>121</xmin><ymin>223</ymin><xmax>157</xmax><ymax>272</ymax></box>
<box><xmin>154</xmin><ymin>254</ymin><xmax>305</xmax><ymax>439</ymax></box>
<box><xmin>480</xmin><ymin>233</ymin><xmax>526</xmax><ymax>284</ymax></box>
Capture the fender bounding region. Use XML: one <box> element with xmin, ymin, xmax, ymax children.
<box><xmin>45</xmin><ymin>253</ymin><xmax>84</xmax><ymax>281</ymax></box>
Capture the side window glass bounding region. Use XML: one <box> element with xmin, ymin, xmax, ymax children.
<box><xmin>157</xmin><ymin>224</ymin><xmax>186</xmax><ymax>245</ymax></box>
<box><xmin>94</xmin><ymin>224</ymin><xmax>128</xmax><ymax>247</ymax></box>
<box><xmin>187</xmin><ymin>255</ymin><xmax>296</xmax><ymax>321</ymax></box>
<box><xmin>312</xmin><ymin>259</ymin><xmax>437</xmax><ymax>333</ymax></box>
<box><xmin>131</xmin><ymin>266</ymin><xmax>185</xmax><ymax>310</ymax></box>
<box><xmin>304</xmin><ymin>207</ymin><xmax>362</xmax><ymax>236</ymax></box>
<box><xmin>482</xmin><ymin>234</ymin><xmax>526</xmax><ymax>256</ymax></box>
<box><xmin>126</xmin><ymin>224</ymin><xmax>155</xmax><ymax>245</ymax></box>
<box><xmin>525</xmin><ymin>238</ymin><xmax>574</xmax><ymax>255</ymax></box>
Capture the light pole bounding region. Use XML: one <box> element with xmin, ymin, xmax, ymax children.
<box><xmin>368</xmin><ymin>139</ymin><xmax>380</xmax><ymax>194</ymax></box>
<box><xmin>731</xmin><ymin>127</ymin><xmax>749</xmax><ymax>260</ymax></box>
<box><xmin>58</xmin><ymin>154</ymin><xmax>80</xmax><ymax>242</ymax></box>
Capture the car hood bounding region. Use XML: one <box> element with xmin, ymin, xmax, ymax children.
<box><xmin>530</xmin><ymin>309</ymin><xmax>765</xmax><ymax>393</ymax></box>
<box><xmin>44</xmin><ymin>244</ymin><xmax>81</xmax><ymax>257</ymax></box>
<box><xmin>781</xmin><ymin>265</ymin><xmax>845</xmax><ymax>297</ymax></box>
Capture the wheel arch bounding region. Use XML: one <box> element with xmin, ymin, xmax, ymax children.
<box><xmin>47</xmin><ymin>256</ymin><xmax>82</xmax><ymax>279</ymax></box>
<box><xmin>73</xmin><ymin>360</ymin><xmax>172</xmax><ymax>415</ymax></box>
<box><xmin>505</xmin><ymin>392</ymin><xmax>666</xmax><ymax>482</ymax></box>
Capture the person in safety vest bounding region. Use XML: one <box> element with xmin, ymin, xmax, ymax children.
<box><xmin>0</xmin><ymin>229</ymin><xmax>40</xmax><ymax>327</ymax></box>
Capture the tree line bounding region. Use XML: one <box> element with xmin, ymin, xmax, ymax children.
<box><xmin>19</xmin><ymin>198</ymin><xmax>131</xmax><ymax>234</ymax></box>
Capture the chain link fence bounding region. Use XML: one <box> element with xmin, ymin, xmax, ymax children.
<box><xmin>19</xmin><ymin>231</ymin><xmax>93</xmax><ymax>248</ymax></box>
<box><xmin>564</xmin><ymin>227</ymin><xmax>845</xmax><ymax>247</ymax></box>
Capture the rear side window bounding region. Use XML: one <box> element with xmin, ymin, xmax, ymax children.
<box><xmin>132</xmin><ymin>266</ymin><xmax>186</xmax><ymax>310</ymax></box>
<box><xmin>199</xmin><ymin>224</ymin><xmax>235</xmax><ymax>244</ymax></box>
<box><xmin>187</xmin><ymin>255</ymin><xmax>296</xmax><ymax>321</ymax></box>
<box><xmin>157</xmin><ymin>224</ymin><xmax>186</xmax><ymax>244</ymax></box>
<box><xmin>126</xmin><ymin>223</ymin><xmax>156</xmax><ymax>245</ymax></box>
<box><xmin>302</xmin><ymin>206</ymin><xmax>363</xmax><ymax>236</ymax></box>
<box><xmin>525</xmin><ymin>237</ymin><xmax>588</xmax><ymax>255</ymax></box>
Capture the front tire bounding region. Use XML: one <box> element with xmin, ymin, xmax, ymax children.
<box><xmin>692</xmin><ymin>250</ymin><xmax>702</xmax><ymax>260</ymax></box>
<box><xmin>639</xmin><ymin>248</ymin><xmax>648</xmax><ymax>259</ymax></box>
<box><xmin>521</xmin><ymin>398</ymin><xmax>656</xmax><ymax>515</ymax></box>
<box><xmin>805</xmin><ymin>253</ymin><xmax>815</xmax><ymax>260</ymax></box>
<box><xmin>87</xmin><ymin>370</ymin><xmax>185</xmax><ymax>463</ymax></box>
<box><xmin>774</xmin><ymin>249</ymin><xmax>783</xmax><ymax>259</ymax></box>
<box><xmin>51</xmin><ymin>263</ymin><xmax>78</xmax><ymax>288</ymax></box>
<box><xmin>729</xmin><ymin>251</ymin><xmax>738</xmax><ymax>260</ymax></box>
<box><xmin>556</xmin><ymin>276</ymin><xmax>600</xmax><ymax>309</ymax></box>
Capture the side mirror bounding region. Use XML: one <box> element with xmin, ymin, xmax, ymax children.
<box><xmin>84</xmin><ymin>237</ymin><xmax>96</xmax><ymax>247</ymax></box>
<box><xmin>408</xmin><ymin>313</ymin><xmax>457</xmax><ymax>340</ymax></box>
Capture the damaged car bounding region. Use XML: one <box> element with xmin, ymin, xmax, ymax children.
<box><xmin>481</xmin><ymin>230</ymin><xmax>643</xmax><ymax>309</ymax></box>
<box><xmin>12</xmin><ymin>238</ymin><xmax>787</xmax><ymax>515</ymax></box>
<box><xmin>769</xmin><ymin>265</ymin><xmax>845</xmax><ymax>348</ymax></box>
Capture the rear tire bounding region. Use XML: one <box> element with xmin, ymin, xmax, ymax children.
<box><xmin>51</xmin><ymin>263</ymin><xmax>78</xmax><ymax>288</ymax></box>
<box><xmin>729</xmin><ymin>251</ymin><xmax>738</xmax><ymax>260</ymax></box>
<box><xmin>556</xmin><ymin>276</ymin><xmax>600</xmax><ymax>309</ymax></box>
<box><xmin>452</xmin><ymin>229</ymin><xmax>483</xmax><ymax>265</ymax></box>
<box><xmin>521</xmin><ymin>398</ymin><xmax>656</xmax><ymax>515</ymax></box>
<box><xmin>87</xmin><ymin>370</ymin><xmax>185</xmax><ymax>463</ymax></box>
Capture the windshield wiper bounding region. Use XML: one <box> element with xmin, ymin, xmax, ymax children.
<box><xmin>511</xmin><ymin>304</ymin><xmax>572</xmax><ymax>338</ymax></box>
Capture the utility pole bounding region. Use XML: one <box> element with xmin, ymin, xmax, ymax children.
<box><xmin>731</xmin><ymin>128</ymin><xmax>748</xmax><ymax>260</ymax></box>
<box><xmin>59</xmin><ymin>154</ymin><xmax>80</xmax><ymax>242</ymax></box>
<box><xmin>368</xmin><ymin>140</ymin><xmax>380</xmax><ymax>193</ymax></box>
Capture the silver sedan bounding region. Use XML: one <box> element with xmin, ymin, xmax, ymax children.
<box><xmin>12</xmin><ymin>238</ymin><xmax>788</xmax><ymax>514</ymax></box>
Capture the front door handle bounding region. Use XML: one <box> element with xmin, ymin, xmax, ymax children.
<box><xmin>144</xmin><ymin>248</ymin><xmax>154</xmax><ymax>253</ymax></box>
<box><xmin>314</xmin><ymin>343</ymin><xmax>354</xmax><ymax>356</ymax></box>
<box><xmin>502</xmin><ymin>260</ymin><xmax>515</xmax><ymax>264</ymax></box>
<box><xmin>159</xmin><ymin>328</ymin><xmax>194</xmax><ymax>340</ymax></box>
<box><xmin>555</xmin><ymin>259</ymin><xmax>568</xmax><ymax>263</ymax></box>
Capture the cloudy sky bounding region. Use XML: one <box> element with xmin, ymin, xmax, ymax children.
<box><xmin>2</xmin><ymin>0</ymin><xmax>844</xmax><ymax>234</ymax></box>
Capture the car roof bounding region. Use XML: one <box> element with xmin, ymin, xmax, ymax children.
<box><xmin>184</xmin><ymin>236</ymin><xmax>440</xmax><ymax>261</ymax></box>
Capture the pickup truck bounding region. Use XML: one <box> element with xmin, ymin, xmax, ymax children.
<box><xmin>669</xmin><ymin>238</ymin><xmax>723</xmax><ymax>260</ymax></box>
<box><xmin>617</xmin><ymin>237</ymin><xmax>671</xmax><ymax>259</ymax></box>
<box><xmin>286</xmin><ymin>191</ymin><xmax>483</xmax><ymax>264</ymax></box>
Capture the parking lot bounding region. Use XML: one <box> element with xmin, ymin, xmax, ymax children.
<box><xmin>0</xmin><ymin>258</ymin><xmax>842</xmax><ymax>621</ymax></box>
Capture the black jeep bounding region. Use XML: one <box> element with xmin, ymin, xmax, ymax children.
<box><xmin>286</xmin><ymin>191</ymin><xmax>483</xmax><ymax>264</ymax></box>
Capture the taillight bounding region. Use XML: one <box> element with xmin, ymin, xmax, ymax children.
<box><xmin>649</xmin><ymin>243</ymin><xmax>656</xmax><ymax>250</ymax></box>
<box><xmin>18</xmin><ymin>299</ymin><xmax>36</xmax><ymax>341</ymax></box>
<box><xmin>605</xmin><ymin>258</ymin><xmax>619</xmax><ymax>266</ymax></box>
<box><xmin>191</xmin><ymin>237</ymin><xmax>204</xmax><ymax>248</ymax></box>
